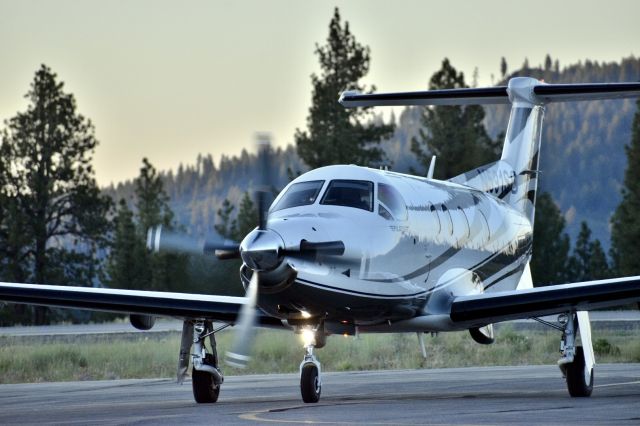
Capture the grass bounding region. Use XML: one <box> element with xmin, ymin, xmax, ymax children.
<box><xmin>1</xmin><ymin>325</ymin><xmax>639</xmax><ymax>384</ymax></box>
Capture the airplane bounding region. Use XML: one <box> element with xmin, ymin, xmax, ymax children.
<box><xmin>1</xmin><ymin>76</ymin><xmax>640</xmax><ymax>404</ymax></box>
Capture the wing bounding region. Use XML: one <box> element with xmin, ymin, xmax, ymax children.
<box><xmin>0</xmin><ymin>282</ymin><xmax>283</xmax><ymax>327</ymax></box>
<box><xmin>451</xmin><ymin>276</ymin><xmax>640</xmax><ymax>327</ymax></box>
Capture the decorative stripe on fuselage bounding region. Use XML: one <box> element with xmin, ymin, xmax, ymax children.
<box><xmin>295</xmin><ymin>277</ymin><xmax>428</xmax><ymax>299</ymax></box>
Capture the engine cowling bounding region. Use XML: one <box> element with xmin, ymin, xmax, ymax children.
<box><xmin>130</xmin><ymin>314</ymin><xmax>156</xmax><ymax>330</ymax></box>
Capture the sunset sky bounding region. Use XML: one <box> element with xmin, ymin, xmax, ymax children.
<box><xmin>1</xmin><ymin>0</ymin><xmax>638</xmax><ymax>186</ymax></box>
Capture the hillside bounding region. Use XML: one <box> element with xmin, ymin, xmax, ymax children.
<box><xmin>484</xmin><ymin>56</ymin><xmax>640</xmax><ymax>247</ymax></box>
<box><xmin>106</xmin><ymin>56</ymin><xmax>640</xmax><ymax>250</ymax></box>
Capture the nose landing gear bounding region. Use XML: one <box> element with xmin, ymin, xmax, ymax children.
<box><xmin>299</xmin><ymin>326</ymin><xmax>324</xmax><ymax>403</ymax></box>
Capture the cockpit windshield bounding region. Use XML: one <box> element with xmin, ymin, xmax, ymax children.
<box><xmin>320</xmin><ymin>180</ymin><xmax>373</xmax><ymax>211</ymax></box>
<box><xmin>272</xmin><ymin>180</ymin><xmax>324</xmax><ymax>212</ymax></box>
<box><xmin>378</xmin><ymin>182</ymin><xmax>407</xmax><ymax>220</ymax></box>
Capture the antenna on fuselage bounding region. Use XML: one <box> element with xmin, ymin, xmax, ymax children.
<box><xmin>427</xmin><ymin>156</ymin><xmax>436</xmax><ymax>179</ymax></box>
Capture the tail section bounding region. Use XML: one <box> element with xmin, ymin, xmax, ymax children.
<box><xmin>340</xmin><ymin>79</ymin><xmax>640</xmax><ymax>225</ymax></box>
<box><xmin>447</xmin><ymin>78</ymin><xmax>545</xmax><ymax>223</ymax></box>
<box><xmin>498</xmin><ymin>78</ymin><xmax>546</xmax><ymax>223</ymax></box>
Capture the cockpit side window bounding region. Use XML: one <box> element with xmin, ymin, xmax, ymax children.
<box><xmin>320</xmin><ymin>180</ymin><xmax>373</xmax><ymax>211</ymax></box>
<box><xmin>272</xmin><ymin>180</ymin><xmax>324</xmax><ymax>212</ymax></box>
<box><xmin>377</xmin><ymin>183</ymin><xmax>407</xmax><ymax>220</ymax></box>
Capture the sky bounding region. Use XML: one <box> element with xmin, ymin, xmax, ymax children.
<box><xmin>0</xmin><ymin>0</ymin><xmax>638</xmax><ymax>186</ymax></box>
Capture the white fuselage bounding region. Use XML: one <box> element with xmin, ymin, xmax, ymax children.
<box><xmin>242</xmin><ymin>164</ymin><xmax>532</xmax><ymax>329</ymax></box>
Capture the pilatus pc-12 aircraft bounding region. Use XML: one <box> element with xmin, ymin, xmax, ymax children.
<box><xmin>2</xmin><ymin>77</ymin><xmax>640</xmax><ymax>404</ymax></box>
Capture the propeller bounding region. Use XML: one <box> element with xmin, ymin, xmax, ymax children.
<box><xmin>225</xmin><ymin>271</ymin><xmax>259</xmax><ymax>368</ymax></box>
<box><xmin>146</xmin><ymin>134</ymin><xmax>346</xmax><ymax>369</ymax></box>
<box><xmin>225</xmin><ymin>234</ymin><xmax>345</xmax><ymax>369</ymax></box>
<box><xmin>224</xmin><ymin>134</ymin><xmax>274</xmax><ymax>368</ymax></box>
<box><xmin>146</xmin><ymin>225</ymin><xmax>240</xmax><ymax>260</ymax></box>
<box><xmin>255</xmin><ymin>135</ymin><xmax>273</xmax><ymax>231</ymax></box>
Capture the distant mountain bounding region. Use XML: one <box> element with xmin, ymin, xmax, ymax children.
<box><xmin>105</xmin><ymin>56</ymin><xmax>640</xmax><ymax>251</ymax></box>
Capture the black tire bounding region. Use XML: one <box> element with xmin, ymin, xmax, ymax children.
<box><xmin>300</xmin><ymin>363</ymin><xmax>321</xmax><ymax>403</ymax></box>
<box><xmin>192</xmin><ymin>355</ymin><xmax>221</xmax><ymax>403</ymax></box>
<box><xmin>566</xmin><ymin>346</ymin><xmax>593</xmax><ymax>397</ymax></box>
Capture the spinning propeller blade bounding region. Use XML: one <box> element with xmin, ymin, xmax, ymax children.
<box><xmin>146</xmin><ymin>226</ymin><xmax>240</xmax><ymax>259</ymax></box>
<box><xmin>225</xmin><ymin>271</ymin><xmax>259</xmax><ymax>368</ymax></box>
<box><xmin>255</xmin><ymin>135</ymin><xmax>273</xmax><ymax>230</ymax></box>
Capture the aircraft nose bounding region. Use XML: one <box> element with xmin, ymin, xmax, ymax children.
<box><xmin>240</xmin><ymin>229</ymin><xmax>285</xmax><ymax>271</ymax></box>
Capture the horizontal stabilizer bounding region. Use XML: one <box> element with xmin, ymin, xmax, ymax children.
<box><xmin>534</xmin><ymin>82</ymin><xmax>640</xmax><ymax>102</ymax></box>
<box><xmin>450</xmin><ymin>276</ymin><xmax>640</xmax><ymax>327</ymax></box>
<box><xmin>340</xmin><ymin>81</ymin><xmax>640</xmax><ymax>108</ymax></box>
<box><xmin>339</xmin><ymin>87</ymin><xmax>509</xmax><ymax>107</ymax></box>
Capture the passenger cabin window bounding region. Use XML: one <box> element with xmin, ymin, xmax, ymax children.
<box><xmin>320</xmin><ymin>180</ymin><xmax>373</xmax><ymax>211</ymax></box>
<box><xmin>272</xmin><ymin>180</ymin><xmax>324</xmax><ymax>212</ymax></box>
<box><xmin>377</xmin><ymin>183</ymin><xmax>407</xmax><ymax>220</ymax></box>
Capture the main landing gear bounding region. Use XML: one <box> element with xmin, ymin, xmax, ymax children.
<box><xmin>534</xmin><ymin>310</ymin><xmax>594</xmax><ymax>397</ymax></box>
<box><xmin>178</xmin><ymin>320</ymin><xmax>225</xmax><ymax>403</ymax></box>
<box><xmin>299</xmin><ymin>325</ymin><xmax>326</xmax><ymax>403</ymax></box>
<box><xmin>533</xmin><ymin>311</ymin><xmax>596</xmax><ymax>397</ymax></box>
<box><xmin>557</xmin><ymin>312</ymin><xmax>594</xmax><ymax>397</ymax></box>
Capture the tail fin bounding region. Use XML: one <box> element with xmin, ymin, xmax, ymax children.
<box><xmin>340</xmin><ymin>78</ymin><xmax>640</xmax><ymax>224</ymax></box>
<box><xmin>497</xmin><ymin>78</ymin><xmax>545</xmax><ymax>223</ymax></box>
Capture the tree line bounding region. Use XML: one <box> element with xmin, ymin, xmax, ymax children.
<box><xmin>1</xmin><ymin>8</ymin><xmax>638</xmax><ymax>324</ymax></box>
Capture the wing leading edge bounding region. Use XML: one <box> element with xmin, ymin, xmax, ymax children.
<box><xmin>451</xmin><ymin>276</ymin><xmax>640</xmax><ymax>328</ymax></box>
<box><xmin>0</xmin><ymin>283</ymin><xmax>283</xmax><ymax>327</ymax></box>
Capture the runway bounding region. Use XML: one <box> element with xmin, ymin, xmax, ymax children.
<box><xmin>1</xmin><ymin>365</ymin><xmax>639</xmax><ymax>425</ymax></box>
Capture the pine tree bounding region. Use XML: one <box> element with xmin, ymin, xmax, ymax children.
<box><xmin>107</xmin><ymin>159</ymin><xmax>188</xmax><ymax>293</ymax></box>
<box><xmin>295</xmin><ymin>7</ymin><xmax>394</xmax><ymax>168</ymax></box>
<box><xmin>610</xmin><ymin>99</ymin><xmax>640</xmax><ymax>276</ymax></box>
<box><xmin>500</xmin><ymin>57</ymin><xmax>508</xmax><ymax>78</ymax></box>
<box><xmin>531</xmin><ymin>192</ymin><xmax>570</xmax><ymax>286</ymax></box>
<box><xmin>544</xmin><ymin>54</ymin><xmax>553</xmax><ymax>72</ymax></box>
<box><xmin>567</xmin><ymin>222</ymin><xmax>593</xmax><ymax>281</ymax></box>
<box><xmin>136</xmin><ymin>158</ymin><xmax>173</xmax><ymax>233</ymax></box>
<box><xmin>134</xmin><ymin>159</ymin><xmax>187</xmax><ymax>292</ymax></box>
<box><xmin>214</xmin><ymin>193</ymin><xmax>258</xmax><ymax>242</ymax></box>
<box><xmin>234</xmin><ymin>192</ymin><xmax>258</xmax><ymax>241</ymax></box>
<box><xmin>0</xmin><ymin>65</ymin><xmax>111</xmax><ymax>324</ymax></box>
<box><xmin>215</xmin><ymin>199</ymin><xmax>237</xmax><ymax>240</ymax></box>
<box><xmin>567</xmin><ymin>222</ymin><xmax>611</xmax><ymax>281</ymax></box>
<box><xmin>589</xmin><ymin>240</ymin><xmax>611</xmax><ymax>280</ymax></box>
<box><xmin>106</xmin><ymin>199</ymin><xmax>147</xmax><ymax>290</ymax></box>
<box><xmin>411</xmin><ymin>58</ymin><xmax>500</xmax><ymax>179</ymax></box>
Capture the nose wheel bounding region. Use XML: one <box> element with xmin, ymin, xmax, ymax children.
<box><xmin>299</xmin><ymin>328</ymin><xmax>322</xmax><ymax>403</ymax></box>
<box><xmin>300</xmin><ymin>362</ymin><xmax>321</xmax><ymax>403</ymax></box>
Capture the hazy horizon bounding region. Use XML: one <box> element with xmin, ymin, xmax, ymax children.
<box><xmin>1</xmin><ymin>0</ymin><xmax>638</xmax><ymax>186</ymax></box>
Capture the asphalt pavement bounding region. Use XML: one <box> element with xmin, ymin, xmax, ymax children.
<box><xmin>0</xmin><ymin>364</ymin><xmax>639</xmax><ymax>425</ymax></box>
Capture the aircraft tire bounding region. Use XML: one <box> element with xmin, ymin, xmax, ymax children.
<box><xmin>565</xmin><ymin>346</ymin><xmax>593</xmax><ymax>397</ymax></box>
<box><xmin>300</xmin><ymin>364</ymin><xmax>321</xmax><ymax>403</ymax></box>
<box><xmin>192</xmin><ymin>355</ymin><xmax>221</xmax><ymax>403</ymax></box>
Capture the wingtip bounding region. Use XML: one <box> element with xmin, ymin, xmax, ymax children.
<box><xmin>338</xmin><ymin>90</ymin><xmax>360</xmax><ymax>106</ymax></box>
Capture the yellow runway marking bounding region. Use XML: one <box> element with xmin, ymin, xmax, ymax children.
<box><xmin>239</xmin><ymin>410</ymin><xmax>484</xmax><ymax>426</ymax></box>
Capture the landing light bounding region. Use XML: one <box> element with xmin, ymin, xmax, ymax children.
<box><xmin>300</xmin><ymin>310</ymin><xmax>311</xmax><ymax>319</ymax></box>
<box><xmin>301</xmin><ymin>328</ymin><xmax>315</xmax><ymax>346</ymax></box>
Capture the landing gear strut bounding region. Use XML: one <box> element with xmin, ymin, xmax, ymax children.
<box><xmin>299</xmin><ymin>326</ymin><xmax>323</xmax><ymax>403</ymax></box>
<box><xmin>557</xmin><ymin>312</ymin><xmax>594</xmax><ymax>397</ymax></box>
<box><xmin>189</xmin><ymin>320</ymin><xmax>224</xmax><ymax>403</ymax></box>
